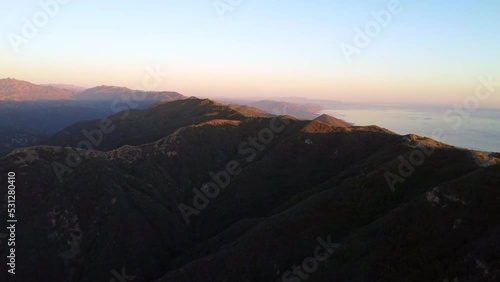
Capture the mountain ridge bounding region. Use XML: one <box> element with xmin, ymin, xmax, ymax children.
<box><xmin>0</xmin><ymin>78</ymin><xmax>75</xmax><ymax>101</ymax></box>
<box><xmin>0</xmin><ymin>78</ymin><xmax>185</xmax><ymax>102</ymax></box>
<box><xmin>45</xmin><ymin>98</ymin><xmax>274</xmax><ymax>151</ymax></box>
<box><xmin>1</xmin><ymin>96</ymin><xmax>499</xmax><ymax>281</ymax></box>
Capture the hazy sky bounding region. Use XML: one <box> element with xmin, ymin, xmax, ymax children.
<box><xmin>1</xmin><ymin>0</ymin><xmax>499</xmax><ymax>106</ymax></box>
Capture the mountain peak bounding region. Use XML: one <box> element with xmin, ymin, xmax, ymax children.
<box><xmin>0</xmin><ymin>78</ymin><xmax>75</xmax><ymax>101</ymax></box>
<box><xmin>314</xmin><ymin>113</ymin><xmax>352</xmax><ymax>127</ymax></box>
<box><xmin>74</xmin><ymin>86</ymin><xmax>185</xmax><ymax>101</ymax></box>
<box><xmin>88</xmin><ymin>85</ymin><xmax>133</xmax><ymax>92</ymax></box>
<box><xmin>47</xmin><ymin>97</ymin><xmax>272</xmax><ymax>150</ymax></box>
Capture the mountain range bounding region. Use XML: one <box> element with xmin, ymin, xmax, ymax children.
<box><xmin>0</xmin><ymin>92</ymin><xmax>499</xmax><ymax>281</ymax></box>
<box><xmin>0</xmin><ymin>79</ymin><xmax>187</xmax><ymax>152</ymax></box>
<box><xmin>0</xmin><ymin>78</ymin><xmax>329</xmax><ymax>153</ymax></box>
<box><xmin>0</xmin><ymin>78</ymin><xmax>185</xmax><ymax>102</ymax></box>
<box><xmin>0</xmin><ymin>78</ymin><xmax>75</xmax><ymax>101</ymax></box>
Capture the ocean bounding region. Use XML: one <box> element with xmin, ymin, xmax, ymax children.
<box><xmin>322</xmin><ymin>105</ymin><xmax>500</xmax><ymax>153</ymax></box>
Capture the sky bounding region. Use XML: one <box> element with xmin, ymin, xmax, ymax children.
<box><xmin>1</xmin><ymin>0</ymin><xmax>499</xmax><ymax>107</ymax></box>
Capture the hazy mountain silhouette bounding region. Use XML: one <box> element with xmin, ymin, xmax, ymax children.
<box><xmin>217</xmin><ymin>98</ymin><xmax>324</xmax><ymax>119</ymax></box>
<box><xmin>0</xmin><ymin>78</ymin><xmax>75</xmax><ymax>101</ymax></box>
<box><xmin>42</xmin><ymin>84</ymin><xmax>87</xmax><ymax>93</ymax></box>
<box><xmin>0</xmin><ymin>78</ymin><xmax>186</xmax><ymax>136</ymax></box>
<box><xmin>0</xmin><ymin>79</ymin><xmax>184</xmax><ymax>103</ymax></box>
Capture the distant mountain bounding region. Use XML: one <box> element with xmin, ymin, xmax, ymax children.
<box><xmin>0</xmin><ymin>78</ymin><xmax>75</xmax><ymax>101</ymax></box>
<box><xmin>217</xmin><ymin>98</ymin><xmax>323</xmax><ymax>119</ymax></box>
<box><xmin>1</xmin><ymin>97</ymin><xmax>499</xmax><ymax>282</ymax></box>
<box><xmin>249</xmin><ymin>100</ymin><xmax>322</xmax><ymax>119</ymax></box>
<box><xmin>0</xmin><ymin>78</ymin><xmax>185</xmax><ymax>103</ymax></box>
<box><xmin>314</xmin><ymin>113</ymin><xmax>352</xmax><ymax>127</ymax></box>
<box><xmin>42</xmin><ymin>84</ymin><xmax>87</xmax><ymax>92</ymax></box>
<box><xmin>226</xmin><ymin>104</ymin><xmax>274</xmax><ymax>118</ymax></box>
<box><xmin>74</xmin><ymin>86</ymin><xmax>184</xmax><ymax>102</ymax></box>
<box><xmin>0</xmin><ymin>79</ymin><xmax>187</xmax><ymax>134</ymax></box>
<box><xmin>268</xmin><ymin>96</ymin><xmax>345</xmax><ymax>108</ymax></box>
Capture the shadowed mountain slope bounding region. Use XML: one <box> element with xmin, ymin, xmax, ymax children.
<box><xmin>0</xmin><ymin>126</ymin><xmax>48</xmax><ymax>155</ymax></box>
<box><xmin>46</xmin><ymin>98</ymin><xmax>272</xmax><ymax>151</ymax></box>
<box><xmin>0</xmin><ymin>98</ymin><xmax>498</xmax><ymax>282</ymax></box>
